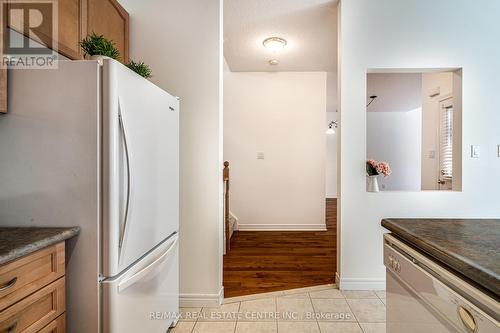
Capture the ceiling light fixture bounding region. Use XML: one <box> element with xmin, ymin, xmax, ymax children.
<box><xmin>269</xmin><ymin>59</ymin><xmax>279</xmax><ymax>66</ymax></box>
<box><xmin>263</xmin><ymin>37</ymin><xmax>287</xmax><ymax>53</ymax></box>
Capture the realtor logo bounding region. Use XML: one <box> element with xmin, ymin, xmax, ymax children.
<box><xmin>1</xmin><ymin>0</ymin><xmax>58</xmax><ymax>68</ymax></box>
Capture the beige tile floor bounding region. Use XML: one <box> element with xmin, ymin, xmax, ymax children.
<box><xmin>170</xmin><ymin>285</ymin><xmax>386</xmax><ymax>333</ymax></box>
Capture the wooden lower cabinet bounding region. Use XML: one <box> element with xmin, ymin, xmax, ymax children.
<box><xmin>0</xmin><ymin>243</ymin><xmax>67</xmax><ymax>333</ymax></box>
<box><xmin>38</xmin><ymin>314</ymin><xmax>66</xmax><ymax>333</ymax></box>
<box><xmin>0</xmin><ymin>243</ymin><xmax>65</xmax><ymax>311</ymax></box>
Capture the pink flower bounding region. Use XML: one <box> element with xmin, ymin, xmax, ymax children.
<box><xmin>376</xmin><ymin>162</ymin><xmax>392</xmax><ymax>177</ymax></box>
<box><xmin>367</xmin><ymin>159</ymin><xmax>391</xmax><ymax>177</ymax></box>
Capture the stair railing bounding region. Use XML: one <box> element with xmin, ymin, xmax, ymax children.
<box><xmin>223</xmin><ymin>161</ymin><xmax>232</xmax><ymax>253</ymax></box>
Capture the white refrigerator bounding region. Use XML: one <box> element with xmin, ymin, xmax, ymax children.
<box><xmin>0</xmin><ymin>59</ymin><xmax>179</xmax><ymax>333</ymax></box>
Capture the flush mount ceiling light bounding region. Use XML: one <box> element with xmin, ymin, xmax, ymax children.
<box><xmin>269</xmin><ymin>59</ymin><xmax>279</xmax><ymax>66</ymax></box>
<box><xmin>263</xmin><ymin>37</ymin><xmax>287</xmax><ymax>53</ymax></box>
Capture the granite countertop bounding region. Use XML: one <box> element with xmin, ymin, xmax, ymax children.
<box><xmin>381</xmin><ymin>218</ymin><xmax>500</xmax><ymax>298</ymax></box>
<box><xmin>0</xmin><ymin>227</ymin><xmax>80</xmax><ymax>265</ymax></box>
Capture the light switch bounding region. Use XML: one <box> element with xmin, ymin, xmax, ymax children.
<box><xmin>471</xmin><ymin>145</ymin><xmax>480</xmax><ymax>158</ymax></box>
<box><xmin>257</xmin><ymin>152</ymin><xmax>265</xmax><ymax>160</ymax></box>
<box><xmin>497</xmin><ymin>145</ymin><xmax>500</xmax><ymax>158</ymax></box>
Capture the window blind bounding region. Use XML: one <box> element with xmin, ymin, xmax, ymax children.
<box><xmin>439</xmin><ymin>104</ymin><xmax>453</xmax><ymax>180</ymax></box>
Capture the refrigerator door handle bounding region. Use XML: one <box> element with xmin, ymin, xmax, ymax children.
<box><xmin>118</xmin><ymin>99</ymin><xmax>132</xmax><ymax>251</ymax></box>
<box><xmin>118</xmin><ymin>235</ymin><xmax>179</xmax><ymax>292</ymax></box>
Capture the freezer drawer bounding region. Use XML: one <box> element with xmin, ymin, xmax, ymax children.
<box><xmin>102</xmin><ymin>234</ymin><xmax>179</xmax><ymax>333</ymax></box>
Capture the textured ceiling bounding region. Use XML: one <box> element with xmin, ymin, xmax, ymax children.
<box><xmin>224</xmin><ymin>0</ymin><xmax>338</xmax><ymax>72</ymax></box>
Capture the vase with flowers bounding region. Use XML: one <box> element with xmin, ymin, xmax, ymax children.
<box><xmin>366</xmin><ymin>159</ymin><xmax>392</xmax><ymax>192</ymax></box>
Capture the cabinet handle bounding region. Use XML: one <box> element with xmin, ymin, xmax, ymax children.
<box><xmin>458</xmin><ymin>306</ymin><xmax>477</xmax><ymax>332</ymax></box>
<box><xmin>5</xmin><ymin>322</ymin><xmax>17</xmax><ymax>333</ymax></box>
<box><xmin>0</xmin><ymin>277</ymin><xmax>17</xmax><ymax>292</ymax></box>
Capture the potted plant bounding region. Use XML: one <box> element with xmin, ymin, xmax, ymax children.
<box><xmin>126</xmin><ymin>60</ymin><xmax>152</xmax><ymax>79</ymax></box>
<box><xmin>366</xmin><ymin>159</ymin><xmax>391</xmax><ymax>192</ymax></box>
<box><xmin>80</xmin><ymin>32</ymin><xmax>120</xmax><ymax>61</ymax></box>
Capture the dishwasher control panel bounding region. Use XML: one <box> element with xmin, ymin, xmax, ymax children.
<box><xmin>386</xmin><ymin>254</ymin><xmax>401</xmax><ymax>273</ymax></box>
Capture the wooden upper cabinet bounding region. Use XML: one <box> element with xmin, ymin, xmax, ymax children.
<box><xmin>85</xmin><ymin>0</ymin><xmax>129</xmax><ymax>63</ymax></box>
<box><xmin>0</xmin><ymin>0</ymin><xmax>128</xmax><ymax>113</ymax></box>
<box><xmin>58</xmin><ymin>0</ymin><xmax>130</xmax><ymax>62</ymax></box>
<box><xmin>6</xmin><ymin>0</ymin><xmax>85</xmax><ymax>59</ymax></box>
<box><xmin>58</xmin><ymin>0</ymin><xmax>85</xmax><ymax>59</ymax></box>
<box><xmin>4</xmin><ymin>0</ymin><xmax>128</xmax><ymax>61</ymax></box>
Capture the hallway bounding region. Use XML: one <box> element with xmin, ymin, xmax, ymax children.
<box><xmin>223</xmin><ymin>199</ymin><xmax>337</xmax><ymax>298</ymax></box>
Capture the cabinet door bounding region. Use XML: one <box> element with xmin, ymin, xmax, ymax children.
<box><xmin>5</xmin><ymin>0</ymin><xmax>84</xmax><ymax>60</ymax></box>
<box><xmin>85</xmin><ymin>0</ymin><xmax>129</xmax><ymax>63</ymax></box>
<box><xmin>0</xmin><ymin>278</ymin><xmax>65</xmax><ymax>333</ymax></box>
<box><xmin>38</xmin><ymin>314</ymin><xmax>66</xmax><ymax>333</ymax></box>
<box><xmin>58</xmin><ymin>0</ymin><xmax>85</xmax><ymax>59</ymax></box>
<box><xmin>0</xmin><ymin>243</ymin><xmax>65</xmax><ymax>311</ymax></box>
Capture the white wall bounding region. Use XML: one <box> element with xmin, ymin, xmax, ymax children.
<box><xmin>326</xmin><ymin>112</ymin><xmax>338</xmax><ymax>197</ymax></box>
<box><xmin>118</xmin><ymin>0</ymin><xmax>224</xmax><ymax>305</ymax></box>
<box><xmin>224</xmin><ymin>72</ymin><xmax>327</xmax><ymax>230</ymax></box>
<box><xmin>326</xmin><ymin>72</ymin><xmax>338</xmax><ymax>198</ymax></box>
<box><xmin>367</xmin><ymin>109</ymin><xmax>422</xmax><ymax>191</ymax></box>
<box><xmin>327</xmin><ymin>72</ymin><xmax>338</xmax><ymax>113</ymax></box>
<box><xmin>366</xmin><ymin>73</ymin><xmax>422</xmax><ymax>191</ymax></box>
<box><xmin>338</xmin><ymin>0</ymin><xmax>500</xmax><ymax>290</ymax></box>
<box><xmin>366</xmin><ymin>73</ymin><xmax>422</xmax><ymax>113</ymax></box>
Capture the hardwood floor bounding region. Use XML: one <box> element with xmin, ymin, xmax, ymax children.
<box><xmin>223</xmin><ymin>198</ymin><xmax>337</xmax><ymax>298</ymax></box>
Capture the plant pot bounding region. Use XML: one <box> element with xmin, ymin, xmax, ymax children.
<box><xmin>367</xmin><ymin>175</ymin><xmax>380</xmax><ymax>192</ymax></box>
<box><xmin>87</xmin><ymin>55</ymin><xmax>114</xmax><ymax>64</ymax></box>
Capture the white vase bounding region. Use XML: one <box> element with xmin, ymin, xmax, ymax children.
<box><xmin>367</xmin><ymin>175</ymin><xmax>380</xmax><ymax>192</ymax></box>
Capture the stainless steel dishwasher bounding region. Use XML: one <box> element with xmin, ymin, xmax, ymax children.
<box><xmin>384</xmin><ymin>234</ymin><xmax>500</xmax><ymax>333</ymax></box>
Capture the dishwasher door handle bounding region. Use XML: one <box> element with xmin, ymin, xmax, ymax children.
<box><xmin>458</xmin><ymin>306</ymin><xmax>477</xmax><ymax>333</ymax></box>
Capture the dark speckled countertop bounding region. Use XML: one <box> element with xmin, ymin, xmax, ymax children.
<box><xmin>0</xmin><ymin>227</ymin><xmax>80</xmax><ymax>265</ymax></box>
<box><xmin>381</xmin><ymin>219</ymin><xmax>500</xmax><ymax>297</ymax></box>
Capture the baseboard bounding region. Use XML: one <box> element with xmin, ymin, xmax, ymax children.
<box><xmin>180</xmin><ymin>286</ymin><xmax>224</xmax><ymax>307</ymax></box>
<box><xmin>237</xmin><ymin>224</ymin><xmax>327</xmax><ymax>231</ymax></box>
<box><xmin>339</xmin><ymin>277</ymin><xmax>385</xmax><ymax>290</ymax></box>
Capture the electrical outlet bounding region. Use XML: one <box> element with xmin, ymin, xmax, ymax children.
<box><xmin>257</xmin><ymin>152</ymin><xmax>265</xmax><ymax>160</ymax></box>
<box><xmin>471</xmin><ymin>145</ymin><xmax>480</xmax><ymax>158</ymax></box>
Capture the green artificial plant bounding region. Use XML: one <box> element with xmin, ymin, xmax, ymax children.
<box><xmin>80</xmin><ymin>32</ymin><xmax>120</xmax><ymax>60</ymax></box>
<box><xmin>126</xmin><ymin>60</ymin><xmax>152</xmax><ymax>79</ymax></box>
